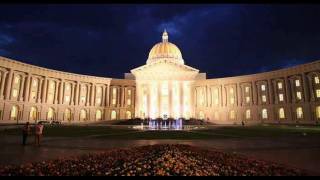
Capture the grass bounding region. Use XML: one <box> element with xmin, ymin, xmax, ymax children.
<box><xmin>1</xmin><ymin>124</ymin><xmax>320</xmax><ymax>139</ymax></box>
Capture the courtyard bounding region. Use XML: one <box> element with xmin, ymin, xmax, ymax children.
<box><xmin>0</xmin><ymin>124</ymin><xmax>320</xmax><ymax>175</ymax></box>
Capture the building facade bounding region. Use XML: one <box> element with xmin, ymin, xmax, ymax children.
<box><xmin>1</xmin><ymin>30</ymin><xmax>320</xmax><ymax>124</ymax></box>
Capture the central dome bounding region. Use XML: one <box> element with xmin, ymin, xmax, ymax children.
<box><xmin>146</xmin><ymin>30</ymin><xmax>184</xmax><ymax>65</ymax></box>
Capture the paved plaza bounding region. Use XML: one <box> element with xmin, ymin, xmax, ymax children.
<box><xmin>0</xmin><ymin>128</ymin><xmax>319</xmax><ymax>175</ymax></box>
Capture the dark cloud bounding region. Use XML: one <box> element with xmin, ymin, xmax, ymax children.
<box><xmin>0</xmin><ymin>4</ymin><xmax>320</xmax><ymax>78</ymax></box>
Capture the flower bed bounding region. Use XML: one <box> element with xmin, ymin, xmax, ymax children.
<box><xmin>0</xmin><ymin>144</ymin><xmax>306</xmax><ymax>176</ymax></box>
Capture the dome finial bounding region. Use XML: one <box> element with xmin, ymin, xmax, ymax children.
<box><xmin>162</xmin><ymin>29</ymin><xmax>168</xmax><ymax>42</ymax></box>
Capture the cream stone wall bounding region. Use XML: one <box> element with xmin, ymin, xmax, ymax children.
<box><xmin>1</xmin><ymin>56</ymin><xmax>320</xmax><ymax>125</ymax></box>
<box><xmin>194</xmin><ymin>60</ymin><xmax>320</xmax><ymax>125</ymax></box>
<box><xmin>0</xmin><ymin>56</ymin><xmax>135</xmax><ymax>124</ymax></box>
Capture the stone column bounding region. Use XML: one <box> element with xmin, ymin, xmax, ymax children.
<box><xmin>302</xmin><ymin>73</ymin><xmax>309</xmax><ymax>102</ymax></box>
<box><xmin>168</xmin><ymin>81</ymin><xmax>172</xmax><ymax>118</ymax></box>
<box><xmin>5</xmin><ymin>69</ymin><xmax>13</xmax><ymax>100</ymax></box>
<box><xmin>0</xmin><ymin>71</ymin><xmax>8</xmax><ymax>99</ymax></box>
<box><xmin>180</xmin><ymin>82</ymin><xmax>184</xmax><ymax>118</ymax></box>
<box><xmin>19</xmin><ymin>75</ymin><xmax>26</xmax><ymax>101</ymax></box>
<box><xmin>101</xmin><ymin>85</ymin><xmax>106</xmax><ymax>107</ymax></box>
<box><xmin>237</xmin><ymin>84</ymin><xmax>241</xmax><ymax>106</ymax></box>
<box><xmin>189</xmin><ymin>82</ymin><xmax>194</xmax><ymax>118</ymax></box>
<box><xmin>285</xmin><ymin>77</ymin><xmax>291</xmax><ymax>103</ymax></box>
<box><xmin>290</xmin><ymin>79</ymin><xmax>296</xmax><ymax>103</ymax></box>
<box><xmin>37</xmin><ymin>78</ymin><xmax>43</xmax><ymax>103</ymax></box>
<box><xmin>70</xmin><ymin>83</ymin><xmax>74</xmax><ymax>105</ymax></box>
<box><xmin>106</xmin><ymin>84</ymin><xmax>110</xmax><ymax>107</ymax></box>
<box><xmin>54</xmin><ymin>81</ymin><xmax>59</xmax><ymax>104</ymax></box>
<box><xmin>308</xmin><ymin>75</ymin><xmax>315</xmax><ymax>101</ymax></box>
<box><xmin>147</xmin><ymin>85</ymin><xmax>151</xmax><ymax>118</ymax></box>
<box><xmin>75</xmin><ymin>81</ymin><xmax>80</xmax><ymax>105</ymax></box>
<box><xmin>90</xmin><ymin>84</ymin><xmax>95</xmax><ymax>106</ymax></box>
<box><xmin>267</xmin><ymin>79</ymin><xmax>273</xmax><ymax>104</ymax></box>
<box><xmin>58</xmin><ymin>80</ymin><xmax>64</xmax><ymax>104</ymax></box>
<box><xmin>42</xmin><ymin>77</ymin><xmax>48</xmax><ymax>103</ymax></box>
<box><xmin>158</xmin><ymin>82</ymin><xmax>161</xmax><ymax>118</ymax></box>
<box><xmin>86</xmin><ymin>85</ymin><xmax>90</xmax><ymax>106</ymax></box>
<box><xmin>122</xmin><ymin>86</ymin><xmax>126</xmax><ymax>107</ymax></box>
<box><xmin>135</xmin><ymin>84</ymin><xmax>140</xmax><ymax>117</ymax></box>
<box><xmin>272</xmin><ymin>80</ymin><xmax>278</xmax><ymax>104</ymax></box>
<box><xmin>24</xmin><ymin>74</ymin><xmax>31</xmax><ymax>102</ymax></box>
<box><xmin>117</xmin><ymin>87</ymin><xmax>120</xmax><ymax>107</ymax></box>
<box><xmin>252</xmin><ymin>82</ymin><xmax>257</xmax><ymax>105</ymax></box>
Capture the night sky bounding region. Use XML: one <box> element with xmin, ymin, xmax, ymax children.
<box><xmin>1</xmin><ymin>4</ymin><xmax>320</xmax><ymax>79</ymax></box>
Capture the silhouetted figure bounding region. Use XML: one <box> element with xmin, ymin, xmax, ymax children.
<box><xmin>35</xmin><ymin>122</ymin><xmax>44</xmax><ymax>146</ymax></box>
<box><xmin>242</xmin><ymin>121</ymin><xmax>245</xmax><ymax>127</ymax></box>
<box><xmin>22</xmin><ymin>122</ymin><xmax>30</xmax><ymax>146</ymax></box>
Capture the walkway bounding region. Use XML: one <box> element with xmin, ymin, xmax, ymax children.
<box><xmin>1</xmin><ymin>134</ymin><xmax>319</xmax><ymax>175</ymax></box>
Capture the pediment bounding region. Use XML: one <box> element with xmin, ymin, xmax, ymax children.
<box><xmin>131</xmin><ymin>61</ymin><xmax>199</xmax><ymax>74</ymax></box>
<box><xmin>131</xmin><ymin>61</ymin><xmax>199</xmax><ymax>80</ymax></box>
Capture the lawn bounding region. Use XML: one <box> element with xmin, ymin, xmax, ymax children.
<box><xmin>1</xmin><ymin>124</ymin><xmax>320</xmax><ymax>139</ymax></box>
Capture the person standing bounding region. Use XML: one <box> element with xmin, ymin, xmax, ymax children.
<box><xmin>22</xmin><ymin>122</ymin><xmax>30</xmax><ymax>146</ymax></box>
<box><xmin>35</xmin><ymin>122</ymin><xmax>44</xmax><ymax>146</ymax></box>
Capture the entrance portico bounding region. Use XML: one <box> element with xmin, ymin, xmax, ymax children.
<box><xmin>130</xmin><ymin>30</ymin><xmax>201</xmax><ymax>119</ymax></box>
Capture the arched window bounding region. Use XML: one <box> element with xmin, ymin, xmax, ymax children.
<box><xmin>262</xmin><ymin>109</ymin><xmax>268</xmax><ymax>119</ymax></box>
<box><xmin>199</xmin><ymin>111</ymin><xmax>205</xmax><ymax>120</ymax></box>
<box><xmin>80</xmin><ymin>109</ymin><xmax>87</xmax><ymax>121</ymax></box>
<box><xmin>279</xmin><ymin>108</ymin><xmax>285</xmax><ymax>119</ymax></box>
<box><xmin>296</xmin><ymin>107</ymin><xmax>303</xmax><ymax>119</ymax></box>
<box><xmin>10</xmin><ymin>106</ymin><xmax>18</xmax><ymax>120</ymax></box>
<box><xmin>64</xmin><ymin>108</ymin><xmax>72</xmax><ymax>121</ymax></box>
<box><xmin>229</xmin><ymin>110</ymin><xmax>235</xmax><ymax>120</ymax></box>
<box><xmin>126</xmin><ymin>111</ymin><xmax>132</xmax><ymax>119</ymax></box>
<box><xmin>111</xmin><ymin>110</ymin><xmax>117</xmax><ymax>120</ymax></box>
<box><xmin>47</xmin><ymin>108</ymin><xmax>55</xmax><ymax>120</ymax></box>
<box><xmin>316</xmin><ymin>106</ymin><xmax>320</xmax><ymax>119</ymax></box>
<box><xmin>245</xmin><ymin>109</ymin><xmax>251</xmax><ymax>120</ymax></box>
<box><xmin>29</xmin><ymin>107</ymin><xmax>37</xmax><ymax>121</ymax></box>
<box><xmin>96</xmin><ymin>110</ymin><xmax>102</xmax><ymax>121</ymax></box>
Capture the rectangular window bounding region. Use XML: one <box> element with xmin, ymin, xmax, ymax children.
<box><xmin>32</xmin><ymin>80</ymin><xmax>37</xmax><ymax>87</ymax></box>
<box><xmin>295</xmin><ymin>79</ymin><xmax>300</xmax><ymax>87</ymax></box>
<box><xmin>14</xmin><ymin>77</ymin><xmax>20</xmax><ymax>84</ymax></box>
<box><xmin>262</xmin><ymin>95</ymin><xmax>267</xmax><ymax>102</ymax></box>
<box><xmin>230</xmin><ymin>97</ymin><xmax>234</xmax><ymax>105</ymax></box>
<box><xmin>297</xmin><ymin>92</ymin><xmax>302</xmax><ymax>100</ymax></box>
<box><xmin>316</xmin><ymin>89</ymin><xmax>320</xmax><ymax>98</ymax></box>
<box><xmin>246</xmin><ymin>96</ymin><xmax>250</xmax><ymax>103</ymax></box>
<box><xmin>245</xmin><ymin>86</ymin><xmax>250</xmax><ymax>93</ymax></box>
<box><xmin>279</xmin><ymin>94</ymin><xmax>284</xmax><ymax>102</ymax></box>
<box><xmin>112</xmin><ymin>88</ymin><xmax>117</xmax><ymax>105</ymax></box>
<box><xmin>12</xmin><ymin>89</ymin><xmax>18</xmax><ymax>98</ymax></box>
<box><xmin>297</xmin><ymin>108</ymin><xmax>303</xmax><ymax>119</ymax></box>
<box><xmin>80</xmin><ymin>96</ymin><xmax>86</xmax><ymax>104</ymax></box>
<box><xmin>65</xmin><ymin>95</ymin><xmax>70</xmax><ymax>103</ymax></box>
<box><xmin>127</xmin><ymin>99</ymin><xmax>131</xmax><ymax>105</ymax></box>
<box><xmin>246</xmin><ymin>110</ymin><xmax>251</xmax><ymax>119</ymax></box>
<box><xmin>277</xmin><ymin>82</ymin><xmax>283</xmax><ymax>89</ymax></box>
<box><xmin>261</xmin><ymin>85</ymin><xmax>266</xmax><ymax>91</ymax></box>
<box><xmin>31</xmin><ymin>91</ymin><xmax>37</xmax><ymax>99</ymax></box>
<box><xmin>128</xmin><ymin>90</ymin><xmax>131</xmax><ymax>96</ymax></box>
<box><xmin>229</xmin><ymin>88</ymin><xmax>234</xmax><ymax>95</ymax></box>
<box><xmin>214</xmin><ymin>89</ymin><xmax>219</xmax><ymax>105</ymax></box>
<box><xmin>315</xmin><ymin>76</ymin><xmax>320</xmax><ymax>84</ymax></box>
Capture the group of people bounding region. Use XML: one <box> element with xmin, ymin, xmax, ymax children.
<box><xmin>22</xmin><ymin>122</ymin><xmax>44</xmax><ymax>146</ymax></box>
